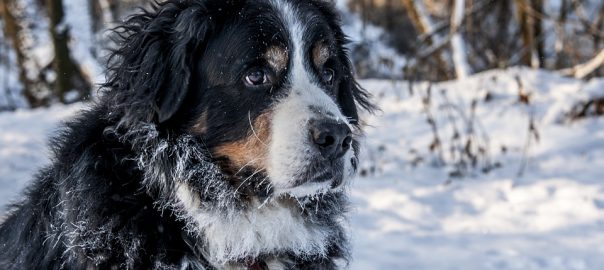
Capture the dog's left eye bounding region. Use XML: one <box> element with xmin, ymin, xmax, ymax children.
<box><xmin>321</xmin><ymin>68</ymin><xmax>334</xmax><ymax>85</ymax></box>
<box><xmin>245</xmin><ymin>70</ymin><xmax>270</xmax><ymax>86</ymax></box>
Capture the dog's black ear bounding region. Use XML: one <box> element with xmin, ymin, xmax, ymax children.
<box><xmin>106</xmin><ymin>1</ymin><xmax>218</xmax><ymax>124</ymax></box>
<box><xmin>338</xmin><ymin>74</ymin><xmax>360</xmax><ymax>125</ymax></box>
<box><xmin>338</xmin><ymin>61</ymin><xmax>375</xmax><ymax>126</ymax></box>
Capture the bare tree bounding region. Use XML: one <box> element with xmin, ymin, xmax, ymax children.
<box><xmin>514</xmin><ymin>0</ymin><xmax>536</xmax><ymax>67</ymax></box>
<box><xmin>402</xmin><ymin>0</ymin><xmax>452</xmax><ymax>80</ymax></box>
<box><xmin>531</xmin><ymin>0</ymin><xmax>545</xmax><ymax>68</ymax></box>
<box><xmin>560</xmin><ymin>49</ymin><xmax>604</xmax><ymax>79</ymax></box>
<box><xmin>46</xmin><ymin>0</ymin><xmax>91</xmax><ymax>102</ymax></box>
<box><xmin>0</xmin><ymin>0</ymin><xmax>46</xmax><ymax>106</ymax></box>
<box><xmin>450</xmin><ymin>0</ymin><xmax>470</xmax><ymax>78</ymax></box>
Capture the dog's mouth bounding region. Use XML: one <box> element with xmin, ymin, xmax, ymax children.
<box><xmin>221</xmin><ymin>130</ymin><xmax>359</xmax><ymax>199</ymax></box>
<box><xmin>297</xmin><ymin>159</ymin><xmax>345</xmax><ymax>187</ymax></box>
<box><xmin>274</xmin><ymin>154</ymin><xmax>358</xmax><ymax>198</ymax></box>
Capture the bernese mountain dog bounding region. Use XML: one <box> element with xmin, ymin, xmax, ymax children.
<box><xmin>0</xmin><ymin>0</ymin><xmax>373</xmax><ymax>269</ymax></box>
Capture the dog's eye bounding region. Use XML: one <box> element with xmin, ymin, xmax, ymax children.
<box><xmin>321</xmin><ymin>68</ymin><xmax>334</xmax><ymax>85</ymax></box>
<box><xmin>245</xmin><ymin>70</ymin><xmax>269</xmax><ymax>86</ymax></box>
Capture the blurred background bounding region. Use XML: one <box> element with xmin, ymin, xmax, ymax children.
<box><xmin>1</xmin><ymin>0</ymin><xmax>604</xmax><ymax>106</ymax></box>
<box><xmin>1</xmin><ymin>0</ymin><xmax>603</xmax><ymax>269</ymax></box>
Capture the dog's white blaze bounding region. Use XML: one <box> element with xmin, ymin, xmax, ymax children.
<box><xmin>268</xmin><ymin>0</ymin><xmax>353</xmax><ymax>195</ymax></box>
<box><xmin>174</xmin><ymin>183</ymin><xmax>330</xmax><ymax>265</ymax></box>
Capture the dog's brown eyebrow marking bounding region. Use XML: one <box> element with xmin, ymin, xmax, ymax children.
<box><xmin>265</xmin><ymin>46</ymin><xmax>289</xmax><ymax>73</ymax></box>
<box><xmin>312</xmin><ymin>41</ymin><xmax>330</xmax><ymax>68</ymax></box>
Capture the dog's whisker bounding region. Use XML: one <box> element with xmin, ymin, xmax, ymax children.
<box><xmin>255</xmin><ymin>175</ymin><xmax>269</xmax><ymax>189</ymax></box>
<box><xmin>234</xmin><ymin>168</ymin><xmax>266</xmax><ymax>194</ymax></box>
<box><xmin>234</xmin><ymin>157</ymin><xmax>264</xmax><ymax>176</ymax></box>
<box><xmin>257</xmin><ymin>194</ymin><xmax>273</xmax><ymax>209</ymax></box>
<box><xmin>248</xmin><ymin>111</ymin><xmax>269</xmax><ymax>147</ymax></box>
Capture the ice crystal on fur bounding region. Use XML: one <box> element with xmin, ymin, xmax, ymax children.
<box><xmin>0</xmin><ymin>0</ymin><xmax>369</xmax><ymax>268</ymax></box>
<box><xmin>119</xmin><ymin>123</ymin><xmax>350</xmax><ymax>265</ymax></box>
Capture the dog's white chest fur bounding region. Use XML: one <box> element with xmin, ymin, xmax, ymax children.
<box><xmin>175</xmin><ymin>184</ymin><xmax>330</xmax><ymax>265</ymax></box>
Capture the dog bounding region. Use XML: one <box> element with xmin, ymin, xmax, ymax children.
<box><xmin>0</xmin><ymin>0</ymin><xmax>373</xmax><ymax>269</ymax></box>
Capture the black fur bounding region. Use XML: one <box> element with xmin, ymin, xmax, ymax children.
<box><xmin>0</xmin><ymin>1</ymin><xmax>373</xmax><ymax>269</ymax></box>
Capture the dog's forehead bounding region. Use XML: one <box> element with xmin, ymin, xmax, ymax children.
<box><xmin>266</xmin><ymin>0</ymin><xmax>335</xmax><ymax>51</ymax></box>
<box><xmin>202</xmin><ymin>0</ymin><xmax>335</xmax><ymax>86</ymax></box>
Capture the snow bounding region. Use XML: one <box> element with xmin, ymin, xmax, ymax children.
<box><xmin>1</xmin><ymin>68</ymin><xmax>604</xmax><ymax>269</ymax></box>
<box><xmin>351</xmin><ymin>67</ymin><xmax>604</xmax><ymax>269</ymax></box>
<box><xmin>0</xmin><ymin>104</ymin><xmax>81</xmax><ymax>206</ymax></box>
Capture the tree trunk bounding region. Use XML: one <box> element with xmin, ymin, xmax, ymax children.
<box><xmin>531</xmin><ymin>0</ymin><xmax>545</xmax><ymax>68</ymax></box>
<box><xmin>0</xmin><ymin>0</ymin><xmax>44</xmax><ymax>107</ymax></box>
<box><xmin>514</xmin><ymin>0</ymin><xmax>535</xmax><ymax>67</ymax></box>
<box><xmin>46</xmin><ymin>0</ymin><xmax>90</xmax><ymax>103</ymax></box>
<box><xmin>450</xmin><ymin>0</ymin><xmax>470</xmax><ymax>78</ymax></box>
<box><xmin>0</xmin><ymin>34</ymin><xmax>16</xmax><ymax>110</ymax></box>
<box><xmin>555</xmin><ymin>0</ymin><xmax>570</xmax><ymax>69</ymax></box>
<box><xmin>402</xmin><ymin>0</ymin><xmax>451</xmax><ymax>80</ymax></box>
<box><xmin>495</xmin><ymin>0</ymin><xmax>513</xmax><ymax>68</ymax></box>
<box><xmin>90</xmin><ymin>0</ymin><xmax>119</xmax><ymax>33</ymax></box>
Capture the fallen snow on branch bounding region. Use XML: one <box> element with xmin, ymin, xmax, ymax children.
<box><xmin>560</xmin><ymin>49</ymin><xmax>604</xmax><ymax>79</ymax></box>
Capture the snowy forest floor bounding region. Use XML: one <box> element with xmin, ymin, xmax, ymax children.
<box><xmin>1</xmin><ymin>68</ymin><xmax>603</xmax><ymax>269</ymax></box>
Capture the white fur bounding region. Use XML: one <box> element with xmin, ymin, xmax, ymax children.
<box><xmin>175</xmin><ymin>183</ymin><xmax>330</xmax><ymax>266</ymax></box>
<box><xmin>267</xmin><ymin>0</ymin><xmax>354</xmax><ymax>196</ymax></box>
<box><xmin>179</xmin><ymin>255</ymin><xmax>208</xmax><ymax>270</ymax></box>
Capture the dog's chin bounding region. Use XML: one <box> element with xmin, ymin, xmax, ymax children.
<box><xmin>270</xmin><ymin>151</ymin><xmax>357</xmax><ymax>198</ymax></box>
<box><xmin>274</xmin><ymin>171</ymin><xmax>346</xmax><ymax>199</ymax></box>
<box><xmin>276</xmin><ymin>181</ymin><xmax>337</xmax><ymax>199</ymax></box>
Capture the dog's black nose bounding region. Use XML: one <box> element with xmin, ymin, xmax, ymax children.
<box><xmin>310</xmin><ymin>120</ymin><xmax>352</xmax><ymax>160</ymax></box>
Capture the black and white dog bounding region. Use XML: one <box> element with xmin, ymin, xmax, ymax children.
<box><xmin>0</xmin><ymin>0</ymin><xmax>372</xmax><ymax>269</ymax></box>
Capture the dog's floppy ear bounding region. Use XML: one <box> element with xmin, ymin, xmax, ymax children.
<box><xmin>155</xmin><ymin>6</ymin><xmax>210</xmax><ymax>123</ymax></box>
<box><xmin>338</xmin><ymin>59</ymin><xmax>375</xmax><ymax>126</ymax></box>
<box><xmin>106</xmin><ymin>1</ymin><xmax>217</xmax><ymax>124</ymax></box>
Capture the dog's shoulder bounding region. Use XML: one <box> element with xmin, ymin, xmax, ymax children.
<box><xmin>0</xmin><ymin>106</ymin><xmax>202</xmax><ymax>269</ymax></box>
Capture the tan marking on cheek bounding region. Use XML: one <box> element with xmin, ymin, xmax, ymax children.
<box><xmin>213</xmin><ymin>112</ymin><xmax>272</xmax><ymax>174</ymax></box>
<box><xmin>312</xmin><ymin>42</ymin><xmax>330</xmax><ymax>68</ymax></box>
<box><xmin>190</xmin><ymin>111</ymin><xmax>208</xmax><ymax>134</ymax></box>
<box><xmin>265</xmin><ymin>46</ymin><xmax>288</xmax><ymax>74</ymax></box>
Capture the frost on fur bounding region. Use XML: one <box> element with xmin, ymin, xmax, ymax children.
<box><xmin>114</xmin><ymin>123</ymin><xmax>350</xmax><ymax>265</ymax></box>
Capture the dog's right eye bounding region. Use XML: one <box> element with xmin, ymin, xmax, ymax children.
<box><xmin>244</xmin><ymin>70</ymin><xmax>270</xmax><ymax>86</ymax></box>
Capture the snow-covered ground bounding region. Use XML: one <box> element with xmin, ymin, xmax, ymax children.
<box><xmin>1</xmin><ymin>68</ymin><xmax>603</xmax><ymax>269</ymax></box>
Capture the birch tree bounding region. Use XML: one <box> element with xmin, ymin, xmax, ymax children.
<box><xmin>0</xmin><ymin>0</ymin><xmax>49</xmax><ymax>107</ymax></box>
<box><xmin>450</xmin><ymin>0</ymin><xmax>470</xmax><ymax>79</ymax></box>
<box><xmin>402</xmin><ymin>0</ymin><xmax>451</xmax><ymax>80</ymax></box>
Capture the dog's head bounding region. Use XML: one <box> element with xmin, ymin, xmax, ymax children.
<box><xmin>106</xmin><ymin>0</ymin><xmax>372</xmax><ymax>199</ymax></box>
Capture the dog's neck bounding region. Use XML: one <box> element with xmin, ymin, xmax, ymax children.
<box><xmin>181</xmin><ymin>192</ymin><xmax>342</xmax><ymax>267</ymax></box>
<box><xmin>122</xmin><ymin>124</ymin><xmax>349</xmax><ymax>267</ymax></box>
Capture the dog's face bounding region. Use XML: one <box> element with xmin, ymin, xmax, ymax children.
<box><xmin>186</xmin><ymin>1</ymin><xmax>361</xmax><ymax>198</ymax></box>
<box><xmin>104</xmin><ymin>0</ymin><xmax>372</xmax><ymax>263</ymax></box>
<box><xmin>110</xmin><ymin>0</ymin><xmax>371</xmax><ymax>199</ymax></box>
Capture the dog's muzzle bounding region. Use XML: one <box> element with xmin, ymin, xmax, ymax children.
<box><xmin>288</xmin><ymin>118</ymin><xmax>354</xmax><ymax>189</ymax></box>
